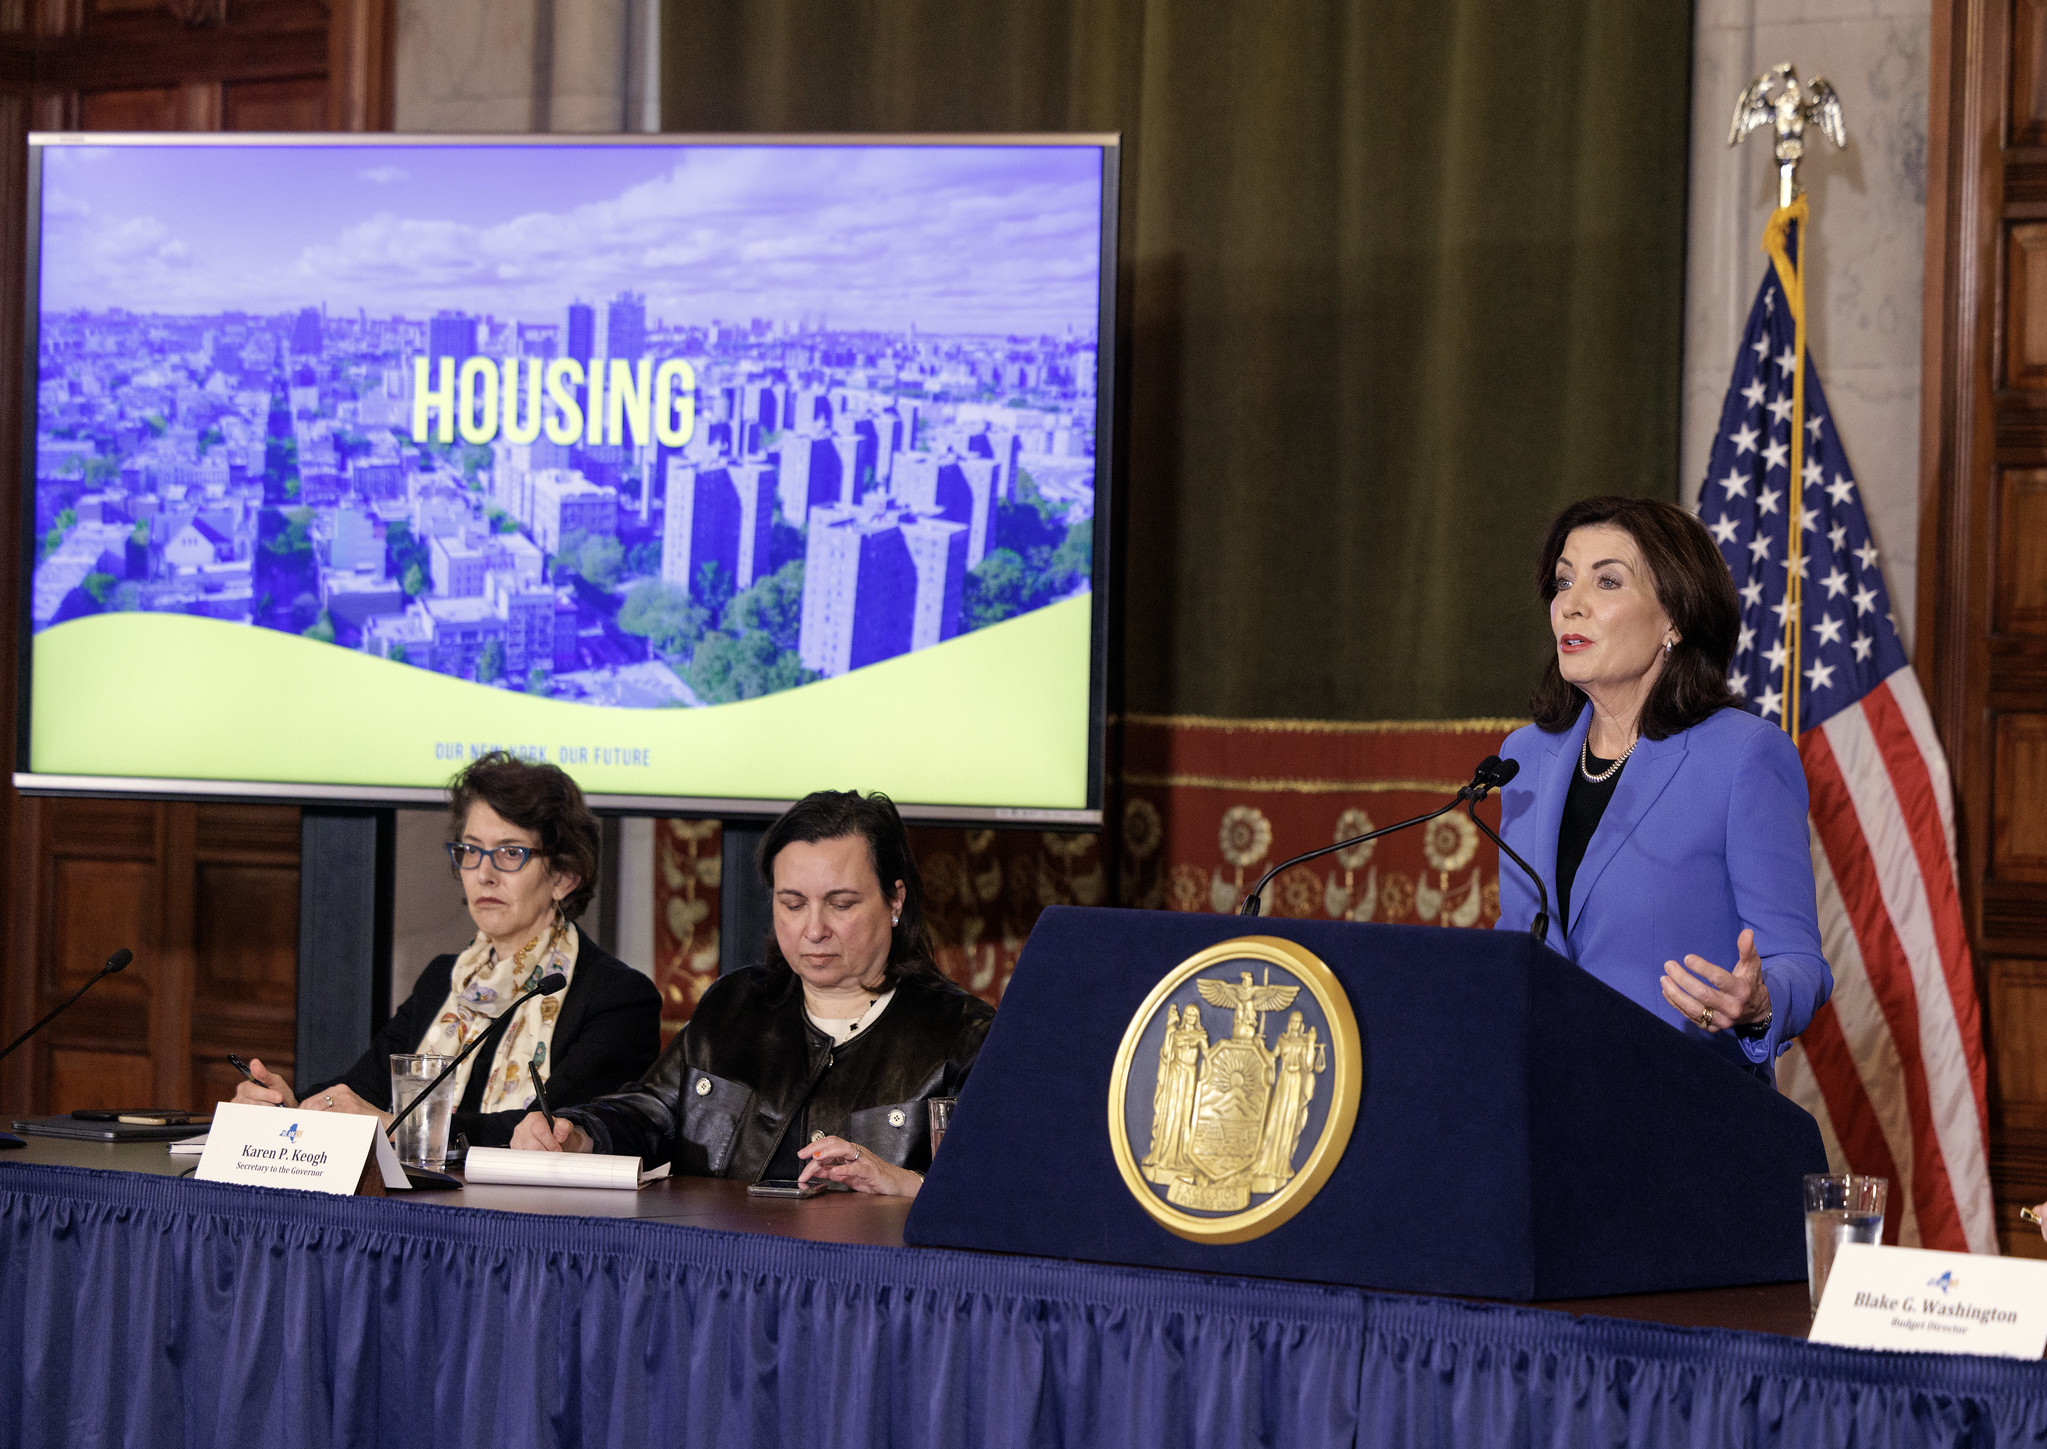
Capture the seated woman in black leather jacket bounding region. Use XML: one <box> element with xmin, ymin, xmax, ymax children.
<box><xmin>513</xmin><ymin>789</ymin><xmax>994</xmax><ymax>1198</ymax></box>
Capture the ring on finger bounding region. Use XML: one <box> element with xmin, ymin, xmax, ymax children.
<box><xmin>1696</xmin><ymin>1006</ymin><xmax>1714</xmax><ymax>1030</ymax></box>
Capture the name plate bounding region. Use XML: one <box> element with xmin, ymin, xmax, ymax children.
<box><xmin>196</xmin><ymin>1102</ymin><xmax>409</xmax><ymax>1195</ymax></box>
<box><xmin>1810</xmin><ymin>1244</ymin><xmax>2047</xmax><ymax>1358</ymax></box>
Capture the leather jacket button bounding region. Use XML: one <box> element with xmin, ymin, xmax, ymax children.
<box><xmin>694</xmin><ymin>1078</ymin><xmax>712</xmax><ymax>1096</ymax></box>
<box><xmin>888</xmin><ymin>1109</ymin><xmax>905</xmax><ymax>1128</ymax></box>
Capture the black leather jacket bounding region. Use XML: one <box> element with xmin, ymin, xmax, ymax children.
<box><xmin>562</xmin><ymin>965</ymin><xmax>993</xmax><ymax>1181</ymax></box>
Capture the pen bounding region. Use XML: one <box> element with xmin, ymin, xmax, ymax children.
<box><xmin>531</xmin><ymin>1051</ymin><xmax>557</xmax><ymax>1133</ymax></box>
<box><xmin>227</xmin><ymin>1053</ymin><xmax>257</xmax><ymax>1083</ymax></box>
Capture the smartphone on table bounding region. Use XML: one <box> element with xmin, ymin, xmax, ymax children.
<box><xmin>746</xmin><ymin>1179</ymin><xmax>825</xmax><ymax>1199</ymax></box>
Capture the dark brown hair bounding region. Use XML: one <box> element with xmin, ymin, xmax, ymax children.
<box><xmin>756</xmin><ymin>789</ymin><xmax>947</xmax><ymax>991</ymax></box>
<box><xmin>1530</xmin><ymin>495</ymin><xmax>1742</xmax><ymax>739</ymax></box>
<box><xmin>445</xmin><ymin>751</ymin><xmax>601</xmax><ymax>921</ymax></box>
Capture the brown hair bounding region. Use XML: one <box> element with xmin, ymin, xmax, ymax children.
<box><xmin>1530</xmin><ymin>495</ymin><xmax>1742</xmax><ymax>739</ymax></box>
<box><xmin>445</xmin><ymin>751</ymin><xmax>600</xmax><ymax>920</ymax></box>
<box><xmin>755</xmin><ymin>789</ymin><xmax>948</xmax><ymax>991</ymax></box>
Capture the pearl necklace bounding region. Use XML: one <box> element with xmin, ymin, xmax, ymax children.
<box><xmin>1580</xmin><ymin>736</ymin><xmax>1638</xmax><ymax>783</ymax></box>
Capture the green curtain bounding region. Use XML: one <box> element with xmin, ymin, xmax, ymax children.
<box><xmin>663</xmin><ymin>0</ymin><xmax>1692</xmax><ymax>720</ymax></box>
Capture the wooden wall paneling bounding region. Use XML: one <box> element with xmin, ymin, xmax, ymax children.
<box><xmin>190</xmin><ymin>804</ymin><xmax>298</xmax><ymax>1107</ymax></box>
<box><xmin>222</xmin><ymin>75</ymin><xmax>323</xmax><ymax>131</ymax></box>
<box><xmin>2015</xmin><ymin>0</ymin><xmax>2047</xmax><ymax>145</ymax></box>
<box><xmin>1986</xmin><ymin>954</ymin><xmax>2047</xmax><ymax>1254</ymax></box>
<box><xmin>27</xmin><ymin>797</ymin><xmax>158</xmax><ymax>1107</ymax></box>
<box><xmin>0</xmin><ymin>61</ymin><xmax>27</xmax><ymax>1115</ymax></box>
<box><xmin>0</xmin><ymin>0</ymin><xmax>391</xmax><ymax>1119</ymax></box>
<box><xmin>2006</xmin><ymin>224</ymin><xmax>2047</xmax><ymax>388</ymax></box>
<box><xmin>326</xmin><ymin>0</ymin><xmax>394</xmax><ymax>132</ymax></box>
<box><xmin>1994</xmin><ymin>714</ymin><xmax>2047</xmax><ymax>881</ymax></box>
<box><xmin>1997</xmin><ymin>468</ymin><xmax>2047</xmax><ymax>631</ymax></box>
<box><xmin>76</xmin><ymin>84</ymin><xmax>177</xmax><ymax>129</ymax></box>
<box><xmin>1926</xmin><ymin>0</ymin><xmax>2047</xmax><ymax>1238</ymax></box>
<box><xmin>47</xmin><ymin>1048</ymin><xmax>151</xmax><ymax>1110</ymax></box>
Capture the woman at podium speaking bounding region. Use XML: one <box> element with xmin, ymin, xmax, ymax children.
<box><xmin>231</xmin><ymin>752</ymin><xmax>662</xmax><ymax>1145</ymax></box>
<box><xmin>512</xmin><ymin>790</ymin><xmax>992</xmax><ymax>1197</ymax></box>
<box><xmin>1493</xmin><ymin>496</ymin><xmax>1831</xmax><ymax>1083</ymax></box>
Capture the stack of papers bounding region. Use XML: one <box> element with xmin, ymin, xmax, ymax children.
<box><xmin>168</xmin><ymin>1135</ymin><xmax>208</xmax><ymax>1156</ymax></box>
<box><xmin>461</xmin><ymin>1147</ymin><xmax>670</xmax><ymax>1191</ymax></box>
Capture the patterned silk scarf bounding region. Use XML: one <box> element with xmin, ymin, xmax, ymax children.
<box><xmin>416</xmin><ymin>919</ymin><xmax>579</xmax><ymax>1114</ymax></box>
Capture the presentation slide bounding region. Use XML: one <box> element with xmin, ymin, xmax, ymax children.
<box><xmin>25</xmin><ymin>138</ymin><xmax>1108</xmax><ymax>815</ymax></box>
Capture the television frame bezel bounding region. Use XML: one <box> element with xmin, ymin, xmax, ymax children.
<box><xmin>13</xmin><ymin>130</ymin><xmax>1119</xmax><ymax>826</ymax></box>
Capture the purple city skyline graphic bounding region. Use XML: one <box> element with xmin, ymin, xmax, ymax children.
<box><xmin>32</xmin><ymin>142</ymin><xmax>1102</xmax><ymax>709</ymax></box>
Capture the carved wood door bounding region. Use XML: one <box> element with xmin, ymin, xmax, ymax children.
<box><xmin>1925</xmin><ymin>0</ymin><xmax>2047</xmax><ymax>1254</ymax></box>
<box><xmin>0</xmin><ymin>0</ymin><xmax>392</xmax><ymax>1116</ymax></box>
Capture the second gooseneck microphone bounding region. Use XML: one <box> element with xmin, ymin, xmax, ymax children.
<box><xmin>1456</xmin><ymin>758</ymin><xmax>1554</xmax><ymax>944</ymax></box>
<box><xmin>1237</xmin><ymin>759</ymin><xmax>1504</xmax><ymax>918</ymax></box>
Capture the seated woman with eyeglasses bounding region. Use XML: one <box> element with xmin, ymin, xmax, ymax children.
<box><xmin>228</xmin><ymin>751</ymin><xmax>661</xmax><ymax>1147</ymax></box>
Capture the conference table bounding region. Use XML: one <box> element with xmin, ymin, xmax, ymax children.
<box><xmin>2</xmin><ymin>1138</ymin><xmax>2043</xmax><ymax>1447</ymax></box>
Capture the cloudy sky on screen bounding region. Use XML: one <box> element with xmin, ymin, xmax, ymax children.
<box><xmin>38</xmin><ymin>142</ymin><xmax>1104</xmax><ymax>337</ymax></box>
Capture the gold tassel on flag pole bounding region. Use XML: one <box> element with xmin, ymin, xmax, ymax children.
<box><xmin>1730</xmin><ymin>65</ymin><xmax>1846</xmax><ymax>738</ymax></box>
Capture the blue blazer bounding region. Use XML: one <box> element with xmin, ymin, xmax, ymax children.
<box><xmin>1495</xmin><ymin>704</ymin><xmax>1831</xmax><ymax>1081</ymax></box>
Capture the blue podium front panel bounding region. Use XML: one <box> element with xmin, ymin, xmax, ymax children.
<box><xmin>905</xmin><ymin>908</ymin><xmax>1825</xmax><ymax>1299</ymax></box>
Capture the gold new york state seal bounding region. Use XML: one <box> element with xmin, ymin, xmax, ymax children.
<box><xmin>1107</xmin><ymin>936</ymin><xmax>1360</xmax><ymax>1244</ymax></box>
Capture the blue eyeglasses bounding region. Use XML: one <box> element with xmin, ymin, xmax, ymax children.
<box><xmin>445</xmin><ymin>843</ymin><xmax>539</xmax><ymax>872</ymax></box>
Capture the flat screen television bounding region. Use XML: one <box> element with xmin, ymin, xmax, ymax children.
<box><xmin>17</xmin><ymin>133</ymin><xmax>1116</xmax><ymax>824</ymax></box>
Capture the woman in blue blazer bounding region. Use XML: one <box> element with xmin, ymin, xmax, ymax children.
<box><xmin>1495</xmin><ymin>496</ymin><xmax>1831</xmax><ymax>1084</ymax></box>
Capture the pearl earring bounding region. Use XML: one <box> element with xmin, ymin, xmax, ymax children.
<box><xmin>1663</xmin><ymin>639</ymin><xmax>1674</xmax><ymax>656</ymax></box>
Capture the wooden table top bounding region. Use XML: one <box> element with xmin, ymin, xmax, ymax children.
<box><xmin>1</xmin><ymin>1133</ymin><xmax>1815</xmax><ymax>1338</ymax></box>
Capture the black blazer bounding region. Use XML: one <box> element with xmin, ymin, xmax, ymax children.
<box><xmin>564</xmin><ymin>965</ymin><xmax>993</xmax><ymax>1181</ymax></box>
<box><xmin>308</xmin><ymin>936</ymin><xmax>662</xmax><ymax>1148</ymax></box>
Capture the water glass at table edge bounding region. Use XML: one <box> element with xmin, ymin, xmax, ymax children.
<box><xmin>1803</xmin><ymin>1173</ymin><xmax>1887</xmax><ymax>1314</ymax></box>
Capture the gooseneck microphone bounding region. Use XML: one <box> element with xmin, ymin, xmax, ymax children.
<box><xmin>1238</xmin><ymin>761</ymin><xmax>1506</xmax><ymax>917</ymax></box>
<box><xmin>1455</xmin><ymin>758</ymin><xmax>1555</xmax><ymax>944</ymax></box>
<box><xmin>378</xmin><ymin>969</ymin><xmax>566</xmax><ymax>1189</ymax></box>
<box><xmin>0</xmin><ymin>947</ymin><xmax>134</xmax><ymax>1150</ymax></box>
<box><xmin>384</xmin><ymin>970</ymin><xmax>568</xmax><ymax>1140</ymax></box>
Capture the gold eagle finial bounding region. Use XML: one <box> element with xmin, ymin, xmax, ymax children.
<box><xmin>1730</xmin><ymin>64</ymin><xmax>1847</xmax><ymax>208</ymax></box>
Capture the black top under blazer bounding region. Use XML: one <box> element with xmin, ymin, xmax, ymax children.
<box><xmin>307</xmin><ymin>936</ymin><xmax>662</xmax><ymax>1148</ymax></box>
<box><xmin>562</xmin><ymin>965</ymin><xmax>994</xmax><ymax>1181</ymax></box>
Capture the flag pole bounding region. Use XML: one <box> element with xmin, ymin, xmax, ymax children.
<box><xmin>1762</xmin><ymin>201</ymin><xmax>1809</xmax><ymax>737</ymax></box>
<box><xmin>1729</xmin><ymin>64</ymin><xmax>1845</xmax><ymax>737</ymax></box>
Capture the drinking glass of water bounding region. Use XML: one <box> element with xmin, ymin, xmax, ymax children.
<box><xmin>1803</xmin><ymin>1173</ymin><xmax>1887</xmax><ymax>1313</ymax></box>
<box><xmin>928</xmin><ymin>1097</ymin><xmax>957</xmax><ymax>1156</ymax></box>
<box><xmin>390</xmin><ymin>1054</ymin><xmax>456</xmax><ymax>1169</ymax></box>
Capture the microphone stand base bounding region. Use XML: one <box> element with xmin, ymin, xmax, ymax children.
<box><xmin>403</xmin><ymin>1164</ymin><xmax>461</xmax><ymax>1190</ymax></box>
<box><xmin>0</xmin><ymin>1130</ymin><xmax>26</xmax><ymax>1149</ymax></box>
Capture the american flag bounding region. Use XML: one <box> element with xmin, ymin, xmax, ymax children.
<box><xmin>1700</xmin><ymin>243</ymin><xmax>1994</xmax><ymax>1252</ymax></box>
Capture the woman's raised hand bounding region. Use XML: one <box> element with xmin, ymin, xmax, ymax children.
<box><xmin>1659</xmin><ymin>928</ymin><xmax>1771</xmax><ymax>1034</ymax></box>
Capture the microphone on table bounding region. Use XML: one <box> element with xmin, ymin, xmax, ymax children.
<box><xmin>0</xmin><ymin>947</ymin><xmax>134</xmax><ymax>1150</ymax></box>
<box><xmin>1238</xmin><ymin>761</ymin><xmax>1506</xmax><ymax>917</ymax></box>
<box><xmin>382</xmin><ymin>970</ymin><xmax>567</xmax><ymax>1188</ymax></box>
<box><xmin>1455</xmin><ymin>758</ymin><xmax>1554</xmax><ymax>945</ymax></box>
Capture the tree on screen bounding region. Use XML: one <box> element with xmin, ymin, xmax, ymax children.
<box><xmin>618</xmin><ymin>579</ymin><xmax>710</xmax><ymax>657</ymax></box>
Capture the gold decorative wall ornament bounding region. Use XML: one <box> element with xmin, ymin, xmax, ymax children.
<box><xmin>1107</xmin><ymin>935</ymin><xmax>1360</xmax><ymax>1243</ymax></box>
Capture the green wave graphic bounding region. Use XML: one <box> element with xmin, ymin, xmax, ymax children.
<box><xmin>30</xmin><ymin>597</ymin><xmax>1092</xmax><ymax>808</ymax></box>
